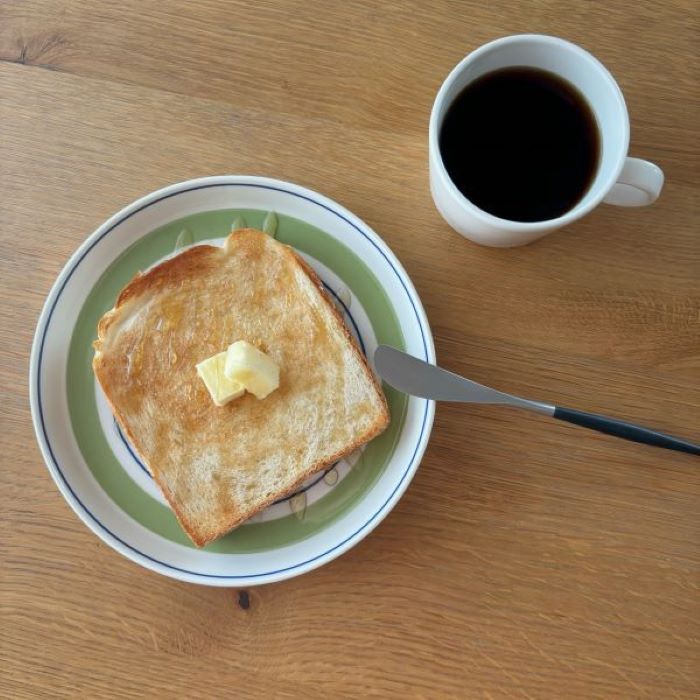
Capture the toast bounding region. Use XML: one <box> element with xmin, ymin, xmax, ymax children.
<box><xmin>93</xmin><ymin>228</ymin><xmax>389</xmax><ymax>546</ymax></box>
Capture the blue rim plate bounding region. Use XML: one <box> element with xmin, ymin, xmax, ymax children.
<box><xmin>29</xmin><ymin>176</ymin><xmax>435</xmax><ymax>586</ymax></box>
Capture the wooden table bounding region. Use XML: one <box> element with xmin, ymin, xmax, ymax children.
<box><xmin>2</xmin><ymin>2</ymin><xmax>698</xmax><ymax>697</ymax></box>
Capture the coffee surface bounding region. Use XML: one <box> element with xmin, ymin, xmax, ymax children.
<box><xmin>439</xmin><ymin>67</ymin><xmax>600</xmax><ymax>222</ymax></box>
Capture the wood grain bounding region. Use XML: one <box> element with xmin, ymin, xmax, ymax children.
<box><xmin>1</xmin><ymin>1</ymin><xmax>698</xmax><ymax>698</ymax></box>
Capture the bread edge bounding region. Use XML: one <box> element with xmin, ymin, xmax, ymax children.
<box><xmin>93</xmin><ymin>243</ymin><xmax>220</xmax><ymax>355</ymax></box>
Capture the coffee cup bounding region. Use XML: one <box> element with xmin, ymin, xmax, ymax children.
<box><xmin>428</xmin><ymin>34</ymin><xmax>664</xmax><ymax>247</ymax></box>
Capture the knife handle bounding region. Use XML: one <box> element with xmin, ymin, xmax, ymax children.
<box><xmin>553</xmin><ymin>406</ymin><xmax>700</xmax><ymax>455</ymax></box>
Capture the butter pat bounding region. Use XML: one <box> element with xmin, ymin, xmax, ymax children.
<box><xmin>196</xmin><ymin>351</ymin><xmax>245</xmax><ymax>406</ymax></box>
<box><xmin>224</xmin><ymin>341</ymin><xmax>279</xmax><ymax>399</ymax></box>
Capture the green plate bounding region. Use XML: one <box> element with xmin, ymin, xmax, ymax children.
<box><xmin>30</xmin><ymin>177</ymin><xmax>435</xmax><ymax>585</ymax></box>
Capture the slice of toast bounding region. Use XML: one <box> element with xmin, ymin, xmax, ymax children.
<box><xmin>93</xmin><ymin>228</ymin><xmax>389</xmax><ymax>546</ymax></box>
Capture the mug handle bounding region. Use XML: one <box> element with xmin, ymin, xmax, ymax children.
<box><xmin>603</xmin><ymin>157</ymin><xmax>664</xmax><ymax>207</ymax></box>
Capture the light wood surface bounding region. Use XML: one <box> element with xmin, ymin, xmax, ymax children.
<box><xmin>1</xmin><ymin>2</ymin><xmax>698</xmax><ymax>697</ymax></box>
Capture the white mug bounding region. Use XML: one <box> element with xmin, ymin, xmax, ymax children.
<box><xmin>429</xmin><ymin>35</ymin><xmax>664</xmax><ymax>247</ymax></box>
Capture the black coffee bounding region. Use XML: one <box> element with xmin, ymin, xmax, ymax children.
<box><xmin>439</xmin><ymin>67</ymin><xmax>600</xmax><ymax>222</ymax></box>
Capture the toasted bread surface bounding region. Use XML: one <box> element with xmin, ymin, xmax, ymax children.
<box><xmin>93</xmin><ymin>229</ymin><xmax>389</xmax><ymax>546</ymax></box>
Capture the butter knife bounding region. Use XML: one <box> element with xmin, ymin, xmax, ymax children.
<box><xmin>374</xmin><ymin>345</ymin><xmax>699</xmax><ymax>456</ymax></box>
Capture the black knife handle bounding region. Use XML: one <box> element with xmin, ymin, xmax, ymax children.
<box><xmin>553</xmin><ymin>406</ymin><xmax>700</xmax><ymax>455</ymax></box>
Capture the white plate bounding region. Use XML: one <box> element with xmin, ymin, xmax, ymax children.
<box><xmin>30</xmin><ymin>176</ymin><xmax>435</xmax><ymax>586</ymax></box>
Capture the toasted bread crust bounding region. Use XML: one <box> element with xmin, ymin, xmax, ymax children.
<box><xmin>94</xmin><ymin>244</ymin><xmax>221</xmax><ymax>355</ymax></box>
<box><xmin>93</xmin><ymin>229</ymin><xmax>389</xmax><ymax>547</ymax></box>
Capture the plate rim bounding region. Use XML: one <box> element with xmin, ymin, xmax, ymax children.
<box><xmin>29</xmin><ymin>175</ymin><xmax>436</xmax><ymax>586</ymax></box>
